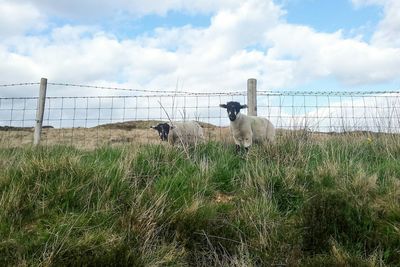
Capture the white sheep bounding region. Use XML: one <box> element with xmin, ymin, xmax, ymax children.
<box><xmin>220</xmin><ymin>101</ymin><xmax>275</xmax><ymax>151</ymax></box>
<box><xmin>151</xmin><ymin>121</ymin><xmax>204</xmax><ymax>146</ymax></box>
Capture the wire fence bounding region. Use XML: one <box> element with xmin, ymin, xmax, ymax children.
<box><xmin>1</xmin><ymin>82</ymin><xmax>400</xmax><ymax>148</ymax></box>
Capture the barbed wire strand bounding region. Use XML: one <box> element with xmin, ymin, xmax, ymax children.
<box><xmin>2</xmin><ymin>81</ymin><xmax>399</xmax><ymax>97</ymax></box>
<box><xmin>48</xmin><ymin>82</ymin><xmax>247</xmax><ymax>96</ymax></box>
<box><xmin>0</xmin><ymin>82</ymin><xmax>40</xmax><ymax>87</ymax></box>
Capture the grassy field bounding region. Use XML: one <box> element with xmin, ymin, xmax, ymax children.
<box><xmin>0</xmin><ymin>121</ymin><xmax>232</xmax><ymax>149</ymax></box>
<box><xmin>1</xmin><ymin>132</ymin><xmax>400</xmax><ymax>266</ymax></box>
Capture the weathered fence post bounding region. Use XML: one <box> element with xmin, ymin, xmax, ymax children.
<box><xmin>247</xmin><ymin>78</ymin><xmax>257</xmax><ymax>116</ymax></box>
<box><xmin>33</xmin><ymin>78</ymin><xmax>47</xmax><ymax>146</ymax></box>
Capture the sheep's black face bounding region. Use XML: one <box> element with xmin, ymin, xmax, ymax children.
<box><xmin>220</xmin><ymin>101</ymin><xmax>247</xmax><ymax>121</ymax></box>
<box><xmin>151</xmin><ymin>123</ymin><xmax>170</xmax><ymax>141</ymax></box>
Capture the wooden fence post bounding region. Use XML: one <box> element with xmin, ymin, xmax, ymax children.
<box><xmin>247</xmin><ymin>78</ymin><xmax>257</xmax><ymax>116</ymax></box>
<box><xmin>33</xmin><ymin>78</ymin><xmax>47</xmax><ymax>146</ymax></box>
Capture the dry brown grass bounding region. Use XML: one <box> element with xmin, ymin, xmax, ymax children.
<box><xmin>0</xmin><ymin>124</ymin><xmax>234</xmax><ymax>149</ymax></box>
<box><xmin>1</xmin><ymin>120</ymin><xmax>393</xmax><ymax>149</ymax></box>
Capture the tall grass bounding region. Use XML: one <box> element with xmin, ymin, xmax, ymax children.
<box><xmin>1</xmin><ymin>133</ymin><xmax>400</xmax><ymax>266</ymax></box>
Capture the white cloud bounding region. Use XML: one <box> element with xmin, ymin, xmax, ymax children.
<box><xmin>132</xmin><ymin>0</ymin><xmax>283</xmax><ymax>90</ymax></box>
<box><xmin>0</xmin><ymin>45</ymin><xmax>42</xmax><ymax>82</ymax></box>
<box><xmin>265</xmin><ymin>24</ymin><xmax>400</xmax><ymax>86</ymax></box>
<box><xmin>372</xmin><ymin>1</ymin><xmax>400</xmax><ymax>47</ymax></box>
<box><xmin>351</xmin><ymin>0</ymin><xmax>400</xmax><ymax>48</ymax></box>
<box><xmin>0</xmin><ymin>0</ymin><xmax>45</xmax><ymax>37</ymax></box>
<box><xmin>12</xmin><ymin>0</ymin><xmax>244</xmax><ymax>19</ymax></box>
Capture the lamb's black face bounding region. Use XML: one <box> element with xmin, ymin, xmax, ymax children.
<box><xmin>219</xmin><ymin>101</ymin><xmax>247</xmax><ymax>121</ymax></box>
<box><xmin>151</xmin><ymin>123</ymin><xmax>170</xmax><ymax>141</ymax></box>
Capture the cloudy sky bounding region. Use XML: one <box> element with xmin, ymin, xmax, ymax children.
<box><xmin>0</xmin><ymin>0</ymin><xmax>399</xmax><ymax>97</ymax></box>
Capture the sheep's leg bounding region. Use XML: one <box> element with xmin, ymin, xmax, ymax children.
<box><xmin>261</xmin><ymin>140</ymin><xmax>269</xmax><ymax>148</ymax></box>
<box><xmin>243</xmin><ymin>136</ymin><xmax>252</xmax><ymax>152</ymax></box>
<box><xmin>234</xmin><ymin>144</ymin><xmax>240</xmax><ymax>153</ymax></box>
<box><xmin>232</xmin><ymin>136</ymin><xmax>242</xmax><ymax>153</ymax></box>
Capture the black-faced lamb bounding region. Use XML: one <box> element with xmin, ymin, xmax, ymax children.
<box><xmin>151</xmin><ymin>121</ymin><xmax>204</xmax><ymax>146</ymax></box>
<box><xmin>220</xmin><ymin>101</ymin><xmax>275</xmax><ymax>151</ymax></box>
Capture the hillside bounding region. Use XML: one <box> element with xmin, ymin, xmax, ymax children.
<box><xmin>94</xmin><ymin>120</ymin><xmax>219</xmax><ymax>130</ymax></box>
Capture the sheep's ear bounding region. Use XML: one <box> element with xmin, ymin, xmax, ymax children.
<box><xmin>240</xmin><ymin>104</ymin><xmax>248</xmax><ymax>109</ymax></box>
<box><xmin>220</xmin><ymin>104</ymin><xmax>227</xmax><ymax>109</ymax></box>
<box><xmin>170</xmin><ymin>126</ymin><xmax>175</xmax><ymax>129</ymax></box>
<box><xmin>150</xmin><ymin>125</ymin><xmax>157</xmax><ymax>129</ymax></box>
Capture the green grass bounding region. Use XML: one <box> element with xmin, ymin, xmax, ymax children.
<box><xmin>1</xmin><ymin>134</ymin><xmax>400</xmax><ymax>266</ymax></box>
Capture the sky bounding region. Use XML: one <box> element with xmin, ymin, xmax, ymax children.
<box><xmin>0</xmin><ymin>0</ymin><xmax>399</xmax><ymax>98</ymax></box>
<box><xmin>0</xmin><ymin>0</ymin><xmax>400</xmax><ymax>132</ymax></box>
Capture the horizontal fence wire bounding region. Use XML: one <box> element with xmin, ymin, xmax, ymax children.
<box><xmin>1</xmin><ymin>82</ymin><xmax>400</xmax><ymax>148</ymax></box>
<box><xmin>0</xmin><ymin>82</ymin><xmax>40</xmax><ymax>87</ymax></box>
<box><xmin>47</xmin><ymin>82</ymin><xmax>248</xmax><ymax>96</ymax></box>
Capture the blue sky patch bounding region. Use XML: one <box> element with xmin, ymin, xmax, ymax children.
<box><xmin>281</xmin><ymin>0</ymin><xmax>382</xmax><ymax>41</ymax></box>
<box><xmin>103</xmin><ymin>10</ymin><xmax>211</xmax><ymax>40</ymax></box>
